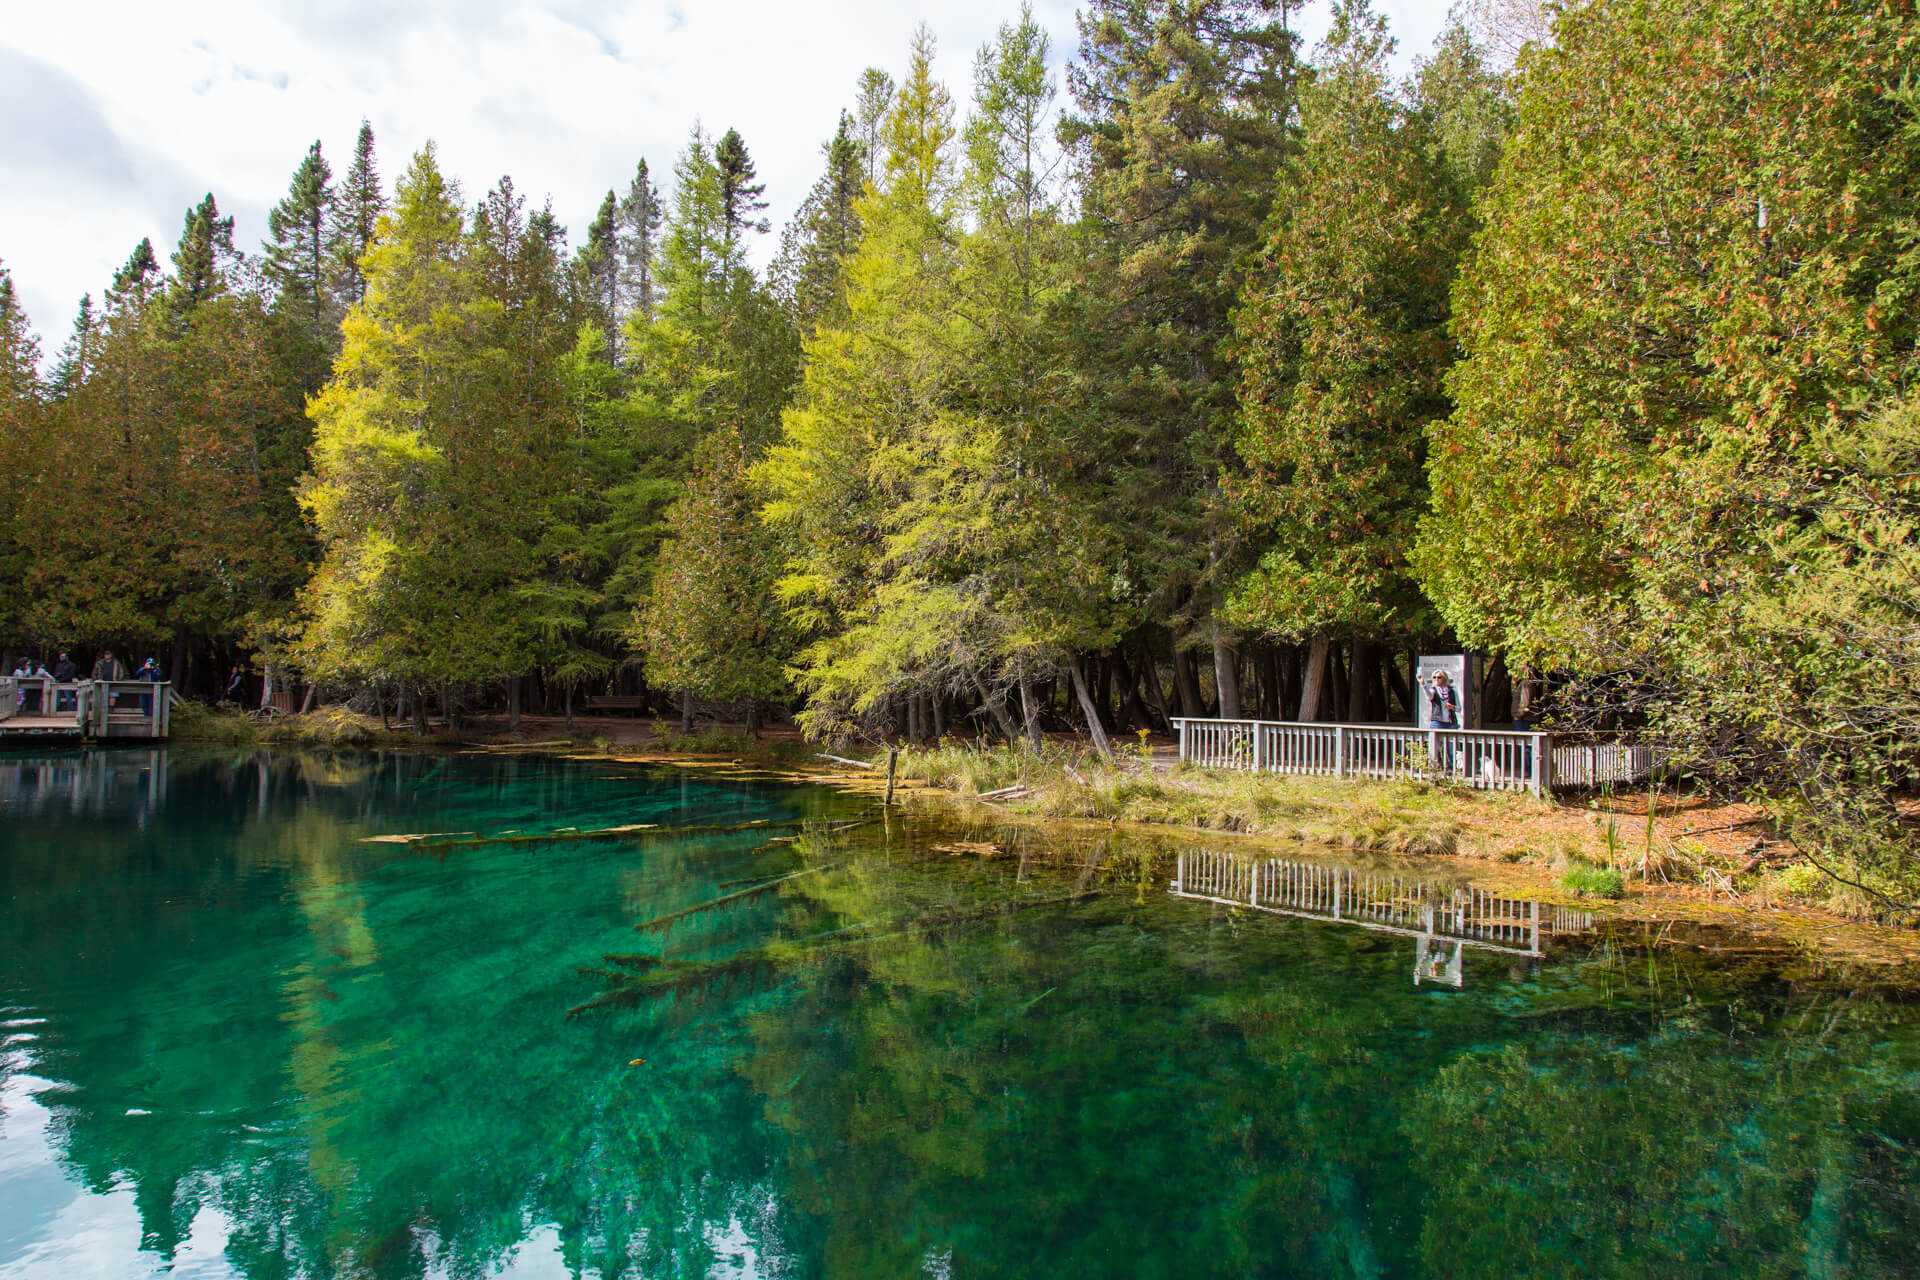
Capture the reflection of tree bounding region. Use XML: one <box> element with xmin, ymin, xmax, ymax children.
<box><xmin>2</xmin><ymin>749</ymin><xmax>841</xmax><ymax>1279</ymax></box>
<box><xmin>9</xmin><ymin>755</ymin><xmax>1920</xmax><ymax>1278</ymax></box>
<box><xmin>1404</xmin><ymin>961</ymin><xmax>1920</xmax><ymax>1279</ymax></box>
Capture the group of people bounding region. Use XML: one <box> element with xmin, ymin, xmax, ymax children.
<box><xmin>7</xmin><ymin>650</ymin><xmax>164</xmax><ymax>683</ymax></box>
<box><xmin>8</xmin><ymin>651</ymin><xmax>166</xmax><ymax>712</ymax></box>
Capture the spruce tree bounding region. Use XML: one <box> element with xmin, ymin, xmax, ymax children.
<box><xmin>771</xmin><ymin>112</ymin><xmax>864</xmax><ymax>335</ymax></box>
<box><xmin>1063</xmin><ymin>0</ymin><xmax>1302</xmax><ymax>719</ymax></box>
<box><xmin>715</xmin><ymin>128</ymin><xmax>769</xmax><ymax>249</ymax></box>
<box><xmin>264</xmin><ymin>142</ymin><xmax>337</xmax><ymax>364</ymax></box>
<box><xmin>617</xmin><ymin>158</ymin><xmax>664</xmax><ymax>322</ymax></box>
<box><xmin>580</xmin><ymin>189</ymin><xmax>621</xmax><ymax>361</ymax></box>
<box><xmin>329</xmin><ymin>120</ymin><xmax>384</xmax><ymax>305</ymax></box>
<box><xmin>1226</xmin><ymin>2</ymin><xmax>1467</xmax><ymax>716</ymax></box>
<box><xmin>168</xmin><ymin>194</ymin><xmax>235</xmax><ymax>321</ymax></box>
<box><xmin>0</xmin><ymin>264</ymin><xmax>39</xmax><ymax>404</ymax></box>
<box><xmin>49</xmin><ymin>294</ymin><xmax>95</xmax><ymax>398</ymax></box>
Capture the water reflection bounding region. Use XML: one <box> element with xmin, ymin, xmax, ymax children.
<box><xmin>2</xmin><ymin>754</ymin><xmax>1918</xmax><ymax>1278</ymax></box>
<box><xmin>0</xmin><ymin>749</ymin><xmax>170</xmax><ymax>823</ymax></box>
<box><xmin>1172</xmin><ymin>850</ymin><xmax>1594</xmax><ymax>987</ymax></box>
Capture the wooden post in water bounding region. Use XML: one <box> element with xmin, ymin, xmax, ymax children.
<box><xmin>884</xmin><ymin>747</ymin><xmax>898</xmax><ymax>807</ymax></box>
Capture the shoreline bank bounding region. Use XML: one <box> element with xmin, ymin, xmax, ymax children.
<box><xmin>166</xmin><ymin>705</ymin><xmax>1920</xmax><ymax>969</ymax></box>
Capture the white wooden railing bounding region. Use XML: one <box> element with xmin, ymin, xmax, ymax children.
<box><xmin>1169</xmin><ymin>718</ymin><xmax>1658</xmax><ymax>795</ymax></box>
<box><xmin>1171</xmin><ymin>717</ymin><xmax>1555</xmax><ymax>794</ymax></box>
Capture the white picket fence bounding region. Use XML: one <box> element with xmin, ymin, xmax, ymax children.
<box><xmin>1170</xmin><ymin>718</ymin><xmax>1654</xmax><ymax>795</ymax></box>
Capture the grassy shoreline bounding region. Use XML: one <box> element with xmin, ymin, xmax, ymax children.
<box><xmin>168</xmin><ymin>705</ymin><xmax>1919</xmax><ymax>962</ymax></box>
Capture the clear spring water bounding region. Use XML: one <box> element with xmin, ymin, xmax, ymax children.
<box><xmin>1</xmin><ymin>748</ymin><xmax>1916</xmax><ymax>1278</ymax></box>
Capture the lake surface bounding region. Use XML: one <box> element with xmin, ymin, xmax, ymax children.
<box><xmin>2</xmin><ymin>748</ymin><xmax>1917</xmax><ymax>1278</ymax></box>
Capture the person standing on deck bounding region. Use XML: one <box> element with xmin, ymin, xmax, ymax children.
<box><xmin>136</xmin><ymin>657</ymin><xmax>163</xmax><ymax>716</ymax></box>
<box><xmin>52</xmin><ymin>652</ymin><xmax>75</xmax><ymax>682</ymax></box>
<box><xmin>91</xmin><ymin>650</ymin><xmax>124</xmax><ymax>681</ymax></box>
<box><xmin>1425</xmin><ymin>669</ymin><xmax>1461</xmax><ymax>773</ymax></box>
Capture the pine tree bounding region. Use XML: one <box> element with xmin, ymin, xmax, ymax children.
<box><xmin>110</xmin><ymin>238</ymin><xmax>161</xmax><ymax>307</ymax></box>
<box><xmin>1226</xmin><ymin>2</ymin><xmax>1467</xmax><ymax>716</ymax></box>
<box><xmin>617</xmin><ymin>158</ymin><xmax>664</xmax><ymax>322</ymax></box>
<box><xmin>771</xmin><ymin>112</ymin><xmax>864</xmax><ymax>335</ymax></box>
<box><xmin>1063</xmin><ymin>0</ymin><xmax>1303</xmax><ymax>719</ymax></box>
<box><xmin>580</xmin><ymin>189</ymin><xmax>621</xmax><ymax>362</ymax></box>
<box><xmin>264</xmin><ymin>140</ymin><xmax>337</xmax><ymax>380</ymax></box>
<box><xmin>49</xmin><ymin>294</ymin><xmax>95</xmax><ymax>398</ymax></box>
<box><xmin>715</xmin><ymin>128</ymin><xmax>770</xmax><ymax>250</ymax></box>
<box><xmin>168</xmin><ymin>194</ymin><xmax>236</xmax><ymax>323</ymax></box>
<box><xmin>329</xmin><ymin>120</ymin><xmax>384</xmax><ymax>305</ymax></box>
<box><xmin>0</xmin><ymin>264</ymin><xmax>39</xmax><ymax>404</ymax></box>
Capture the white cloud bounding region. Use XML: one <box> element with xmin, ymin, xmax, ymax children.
<box><xmin>0</xmin><ymin>0</ymin><xmax>1453</xmax><ymax>346</ymax></box>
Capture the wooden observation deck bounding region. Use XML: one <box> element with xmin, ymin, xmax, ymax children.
<box><xmin>0</xmin><ymin>679</ymin><xmax>174</xmax><ymax>744</ymax></box>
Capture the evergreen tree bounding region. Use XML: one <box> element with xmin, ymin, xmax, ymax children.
<box><xmin>110</xmin><ymin>238</ymin><xmax>161</xmax><ymax>307</ymax></box>
<box><xmin>329</xmin><ymin>120</ymin><xmax>383</xmax><ymax>305</ymax></box>
<box><xmin>771</xmin><ymin>112</ymin><xmax>864</xmax><ymax>335</ymax></box>
<box><xmin>264</xmin><ymin>140</ymin><xmax>337</xmax><ymax>384</ymax></box>
<box><xmin>49</xmin><ymin>294</ymin><xmax>96</xmax><ymax>398</ymax></box>
<box><xmin>1063</xmin><ymin>0</ymin><xmax>1303</xmax><ymax>719</ymax></box>
<box><xmin>1413</xmin><ymin>0</ymin><xmax>1920</xmax><ymax>890</ymax></box>
<box><xmin>1225</xmin><ymin>2</ymin><xmax>1468</xmax><ymax>715</ymax></box>
<box><xmin>301</xmin><ymin>146</ymin><xmax>566</xmax><ymax>702</ymax></box>
<box><xmin>580</xmin><ymin>189</ymin><xmax>622</xmax><ymax>362</ymax></box>
<box><xmin>637</xmin><ymin>428</ymin><xmax>792</xmax><ymax>727</ymax></box>
<box><xmin>714</xmin><ymin>128</ymin><xmax>769</xmax><ymax>249</ymax></box>
<box><xmin>168</xmin><ymin>193</ymin><xmax>236</xmax><ymax>322</ymax></box>
<box><xmin>617</xmin><ymin>158</ymin><xmax>664</xmax><ymax>323</ymax></box>
<box><xmin>0</xmin><ymin>263</ymin><xmax>41</xmax><ymax>643</ymax></box>
<box><xmin>0</xmin><ymin>263</ymin><xmax>39</xmax><ymax>404</ymax></box>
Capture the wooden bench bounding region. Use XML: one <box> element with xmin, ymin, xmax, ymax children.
<box><xmin>583</xmin><ymin>695</ymin><xmax>649</xmax><ymax>714</ymax></box>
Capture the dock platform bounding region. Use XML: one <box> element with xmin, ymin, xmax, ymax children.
<box><xmin>0</xmin><ymin>679</ymin><xmax>173</xmax><ymax>744</ymax></box>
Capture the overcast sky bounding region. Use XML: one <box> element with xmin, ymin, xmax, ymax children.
<box><xmin>0</xmin><ymin>0</ymin><xmax>1452</xmax><ymax>348</ymax></box>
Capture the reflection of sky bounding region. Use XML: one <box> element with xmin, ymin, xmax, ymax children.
<box><xmin>0</xmin><ymin>1052</ymin><xmax>603</xmax><ymax>1280</ymax></box>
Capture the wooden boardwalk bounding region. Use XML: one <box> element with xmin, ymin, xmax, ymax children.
<box><xmin>0</xmin><ymin>679</ymin><xmax>173</xmax><ymax>744</ymax></box>
<box><xmin>1170</xmin><ymin>717</ymin><xmax>1656</xmax><ymax>794</ymax></box>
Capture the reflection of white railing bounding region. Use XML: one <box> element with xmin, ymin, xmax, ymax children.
<box><xmin>1170</xmin><ymin>718</ymin><xmax>1659</xmax><ymax>794</ymax></box>
<box><xmin>1171</xmin><ymin>851</ymin><xmax>1594</xmax><ymax>987</ymax></box>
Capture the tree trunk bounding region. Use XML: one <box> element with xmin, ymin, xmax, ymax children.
<box><xmin>967</xmin><ymin>668</ymin><xmax>1018</xmax><ymax>742</ymax></box>
<box><xmin>1067</xmin><ymin>655</ymin><xmax>1113</xmax><ymax>757</ymax></box>
<box><xmin>1018</xmin><ymin>664</ymin><xmax>1043</xmax><ymax>747</ymax></box>
<box><xmin>1299</xmin><ymin>632</ymin><xmax>1331</xmax><ymax>722</ymax></box>
<box><xmin>1138</xmin><ymin>640</ymin><xmax>1173</xmax><ymax>735</ymax></box>
<box><xmin>1382</xmin><ymin>650</ymin><xmax>1414</xmax><ymax>721</ymax></box>
<box><xmin>377</xmin><ymin>681</ymin><xmax>391</xmax><ymax>732</ymax></box>
<box><xmin>746</xmin><ymin>700</ymin><xmax>761</xmax><ymax>738</ymax></box>
<box><xmin>300</xmin><ymin>682</ymin><xmax>318</xmax><ymax>715</ymax></box>
<box><xmin>1210</xmin><ymin>598</ymin><xmax>1241</xmax><ymax>720</ymax></box>
<box><xmin>931</xmin><ymin>695</ymin><xmax>944</xmax><ymax>742</ymax></box>
<box><xmin>508</xmin><ymin>675</ymin><xmax>521</xmax><ymax>733</ymax></box>
<box><xmin>412</xmin><ymin>684</ymin><xmax>428</xmax><ymax>736</ymax></box>
<box><xmin>680</xmin><ymin>690</ymin><xmax>693</xmax><ymax>735</ymax></box>
<box><xmin>565</xmin><ymin>684</ymin><xmax>576</xmax><ymax>732</ymax></box>
<box><xmin>1347</xmin><ymin>641</ymin><xmax>1369</xmax><ymax>723</ymax></box>
<box><xmin>1171</xmin><ymin>640</ymin><xmax>1204</xmax><ymax>718</ymax></box>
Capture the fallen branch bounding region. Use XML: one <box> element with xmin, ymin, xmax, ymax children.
<box><xmin>976</xmin><ymin>784</ymin><xmax>1031</xmax><ymax>800</ymax></box>
<box><xmin>816</xmin><ymin>753</ymin><xmax>876</xmax><ymax>769</ymax></box>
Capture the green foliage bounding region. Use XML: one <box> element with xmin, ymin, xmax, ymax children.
<box><xmin>1559</xmin><ymin>861</ymin><xmax>1626</xmax><ymax>899</ymax></box>
<box><xmin>637</xmin><ymin>428</ymin><xmax>792</xmax><ymax>709</ymax></box>
<box><xmin>298</xmin><ymin>150</ymin><xmax>573</xmax><ymax>693</ymax></box>
<box><xmin>1226</xmin><ymin>3</ymin><xmax>1467</xmax><ymax>643</ymax></box>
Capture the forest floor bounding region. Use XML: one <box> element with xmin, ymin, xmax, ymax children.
<box><xmin>174</xmin><ymin>704</ymin><xmax>1920</xmax><ymax>968</ymax></box>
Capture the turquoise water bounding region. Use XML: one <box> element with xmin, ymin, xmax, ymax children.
<box><xmin>2</xmin><ymin>749</ymin><xmax>1917</xmax><ymax>1278</ymax></box>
